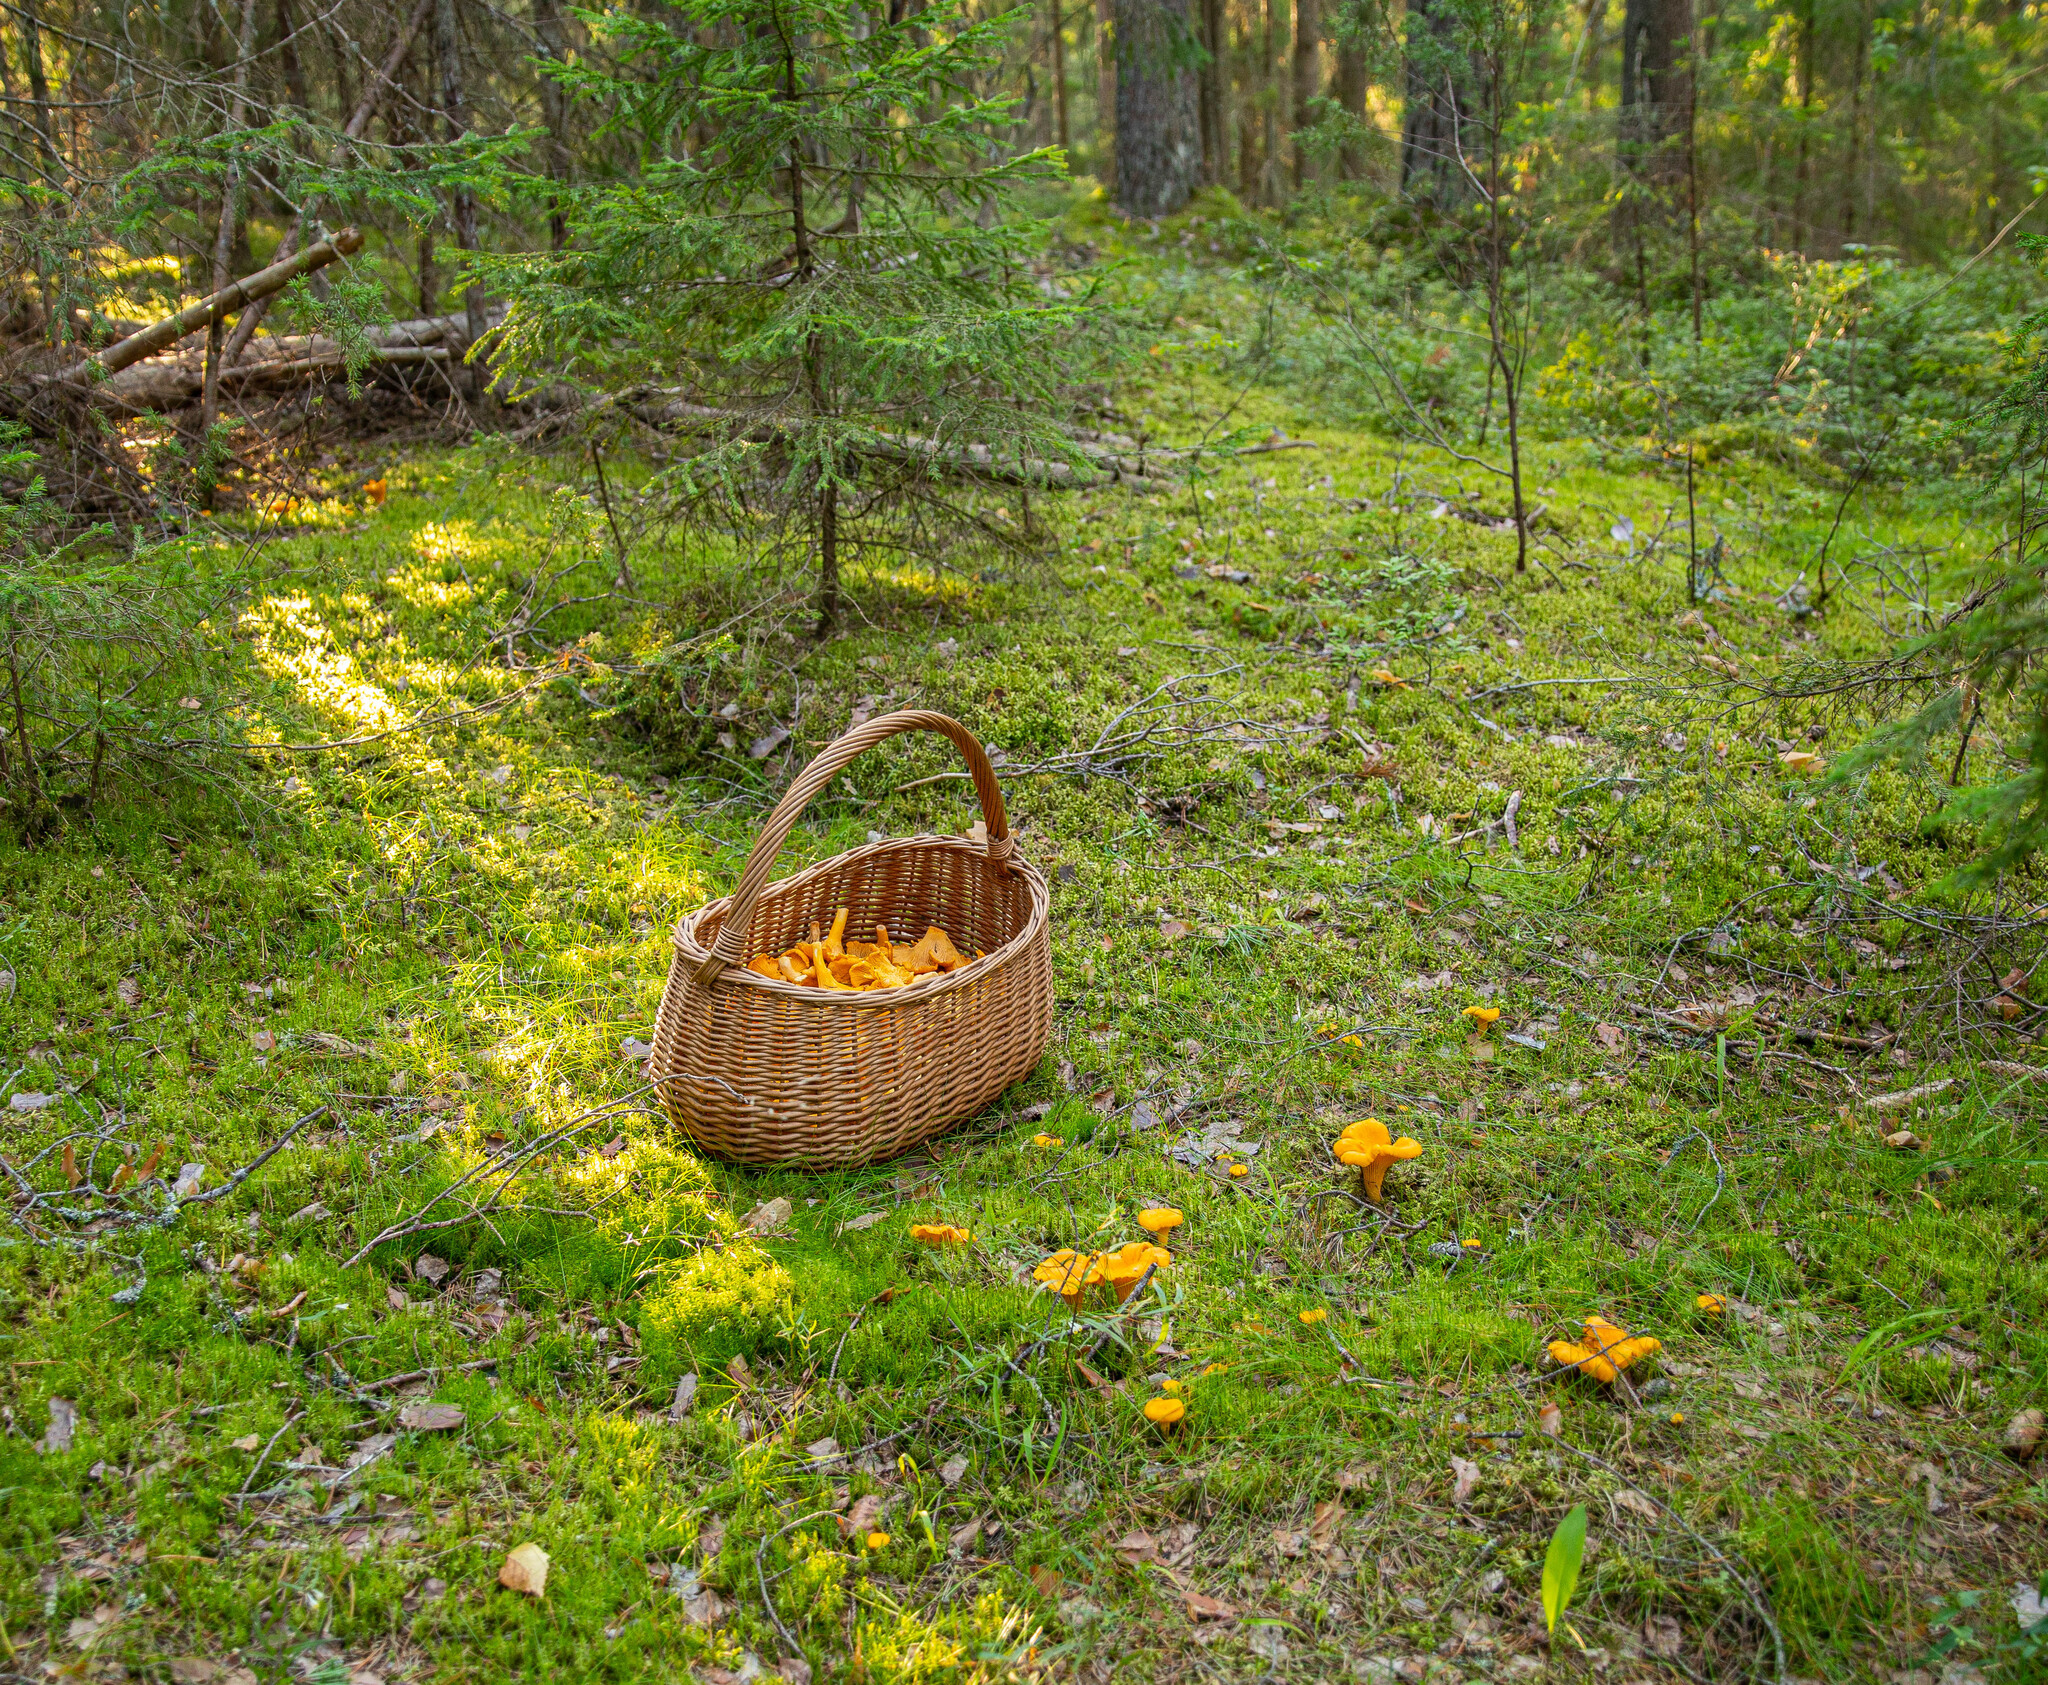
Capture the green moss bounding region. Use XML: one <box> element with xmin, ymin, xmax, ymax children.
<box><xmin>637</xmin><ymin>1242</ymin><xmax>795</xmax><ymax>1381</ymax></box>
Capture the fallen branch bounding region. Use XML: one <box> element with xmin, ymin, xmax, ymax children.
<box><xmin>34</xmin><ymin>229</ymin><xmax>364</xmax><ymax>389</ymax></box>
<box><xmin>356</xmin><ymin>1354</ymin><xmax>504</xmax><ymax>1394</ymax></box>
<box><xmin>1863</xmin><ymin>1078</ymin><xmax>1955</xmax><ymax>1114</ymax></box>
<box><xmin>340</xmin><ymin>1089</ymin><xmax>649</xmax><ymax>1268</ymax></box>
<box><xmin>182</xmin><ymin>1106</ymin><xmax>328</xmax><ymax>1205</ymax></box>
<box><xmin>627</xmin><ymin>393</ymin><xmax>1178</xmax><ymax>493</ymax></box>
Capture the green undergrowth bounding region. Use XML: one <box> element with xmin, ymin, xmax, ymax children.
<box><xmin>3</xmin><ymin>227</ymin><xmax>2046</xmax><ymax>1685</ymax></box>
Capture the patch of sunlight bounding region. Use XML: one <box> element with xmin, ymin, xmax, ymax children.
<box><xmin>414</xmin><ymin>520</ymin><xmax>482</xmax><ymax>566</ymax></box>
<box><xmin>241</xmin><ymin>593</ymin><xmax>407</xmax><ymax>736</ymax></box>
<box><xmin>383</xmin><ymin>560</ymin><xmax>480</xmax><ymax>612</ymax></box>
<box><xmin>861</xmin><ymin>564</ymin><xmax>979</xmax><ymax>603</ymax></box>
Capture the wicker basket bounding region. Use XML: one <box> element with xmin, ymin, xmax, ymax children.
<box><xmin>651</xmin><ymin>710</ymin><xmax>1053</xmax><ymax>1166</ymax></box>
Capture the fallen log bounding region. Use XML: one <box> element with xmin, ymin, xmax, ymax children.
<box><xmin>96</xmin><ymin>339</ymin><xmax>448</xmax><ymax>412</ymax></box>
<box><xmin>624</xmin><ymin>391</ymin><xmax>1180</xmax><ymax>494</ymax></box>
<box><xmin>37</xmin><ymin>228</ymin><xmax>364</xmax><ymax>389</ymax></box>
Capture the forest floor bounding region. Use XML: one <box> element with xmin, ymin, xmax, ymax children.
<box><xmin>3</xmin><ymin>227</ymin><xmax>2046</xmax><ymax>1685</ymax></box>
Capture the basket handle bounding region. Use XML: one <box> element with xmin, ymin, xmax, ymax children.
<box><xmin>695</xmin><ymin>709</ymin><xmax>1015</xmax><ymax>983</ymax></box>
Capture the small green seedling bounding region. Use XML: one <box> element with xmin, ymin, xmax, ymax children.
<box><xmin>1542</xmin><ymin>1503</ymin><xmax>1589</xmax><ymax>1635</ymax></box>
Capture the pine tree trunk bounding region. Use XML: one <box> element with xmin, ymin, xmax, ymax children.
<box><xmin>1114</xmin><ymin>0</ymin><xmax>1203</xmax><ymax>216</ymax></box>
<box><xmin>1336</xmin><ymin>37</ymin><xmax>1368</xmax><ymax>179</ymax></box>
<box><xmin>198</xmin><ymin>0</ymin><xmax>259</xmax><ymax>508</ymax></box>
<box><xmin>1053</xmin><ymin>0</ymin><xmax>1072</xmax><ymax>153</ymax></box>
<box><xmin>1846</xmin><ymin>0</ymin><xmax>1872</xmax><ymax>242</ymax></box>
<box><xmin>1401</xmin><ymin>0</ymin><xmax>1472</xmax><ymax>207</ymax></box>
<box><xmin>1617</xmin><ymin>0</ymin><xmax>1693</xmax><ymax>202</ymax></box>
<box><xmin>1291</xmin><ymin>0</ymin><xmax>1319</xmax><ymax>190</ymax></box>
<box><xmin>1198</xmin><ymin>0</ymin><xmax>1228</xmax><ymax>184</ymax></box>
<box><xmin>435</xmin><ymin>0</ymin><xmax>487</xmax><ymax>389</ymax></box>
<box><xmin>534</xmin><ymin>0</ymin><xmax>572</xmax><ymax>251</ymax></box>
<box><xmin>1095</xmin><ymin>0</ymin><xmax>1118</xmax><ymax>190</ymax></box>
<box><xmin>1791</xmin><ymin>0</ymin><xmax>1813</xmax><ymax>250</ymax></box>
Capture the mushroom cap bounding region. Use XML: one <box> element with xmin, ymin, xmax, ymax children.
<box><xmin>1031</xmin><ymin>1133</ymin><xmax>1064</xmax><ymax>1148</ymax></box>
<box><xmin>1095</xmin><ymin>1240</ymin><xmax>1172</xmax><ymax>1281</ymax></box>
<box><xmin>910</xmin><ymin>1223</ymin><xmax>970</xmax><ymax>1246</ymax></box>
<box><xmin>1552</xmin><ymin>1316</ymin><xmax>1661</xmax><ymax>1382</ymax></box>
<box><xmin>1227</xmin><ymin>1163</ymin><xmax>1249</xmax><ymax>1177</ymax></box>
<box><xmin>1142</xmin><ymin>1396</ymin><xmax>1186</xmax><ymax>1425</ymax></box>
<box><xmin>1137</xmin><ymin>1207</ymin><xmax>1185</xmax><ymax>1235</ymax></box>
<box><xmin>1461</xmin><ymin>1004</ymin><xmax>1503</xmax><ymax>1025</ymax></box>
<box><xmin>1547</xmin><ymin>1338</ymin><xmax>1618</xmax><ymax>1384</ymax></box>
<box><xmin>1338</xmin><ymin>1117</ymin><xmax>1391</xmax><ymax>1147</ymax></box>
<box><xmin>865</xmin><ymin>1531</ymin><xmax>890</xmax><ymax>1550</ymax></box>
<box><xmin>1031</xmin><ymin>1249</ymin><xmax>1095</xmax><ymax>1292</ymax></box>
<box><xmin>1299</xmin><ymin>1307</ymin><xmax>1329</xmax><ymax>1325</ymax></box>
<box><xmin>1696</xmin><ymin>1293</ymin><xmax>1727</xmax><ymax>1313</ymax></box>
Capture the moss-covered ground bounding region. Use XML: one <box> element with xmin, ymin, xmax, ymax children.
<box><xmin>3</xmin><ymin>217</ymin><xmax>2044</xmax><ymax>1685</ymax></box>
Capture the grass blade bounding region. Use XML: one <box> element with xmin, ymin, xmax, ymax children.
<box><xmin>1542</xmin><ymin>1503</ymin><xmax>1589</xmax><ymax>1635</ymax></box>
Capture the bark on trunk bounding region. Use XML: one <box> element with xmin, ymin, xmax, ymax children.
<box><xmin>1617</xmin><ymin>0</ymin><xmax>1693</xmax><ymax>201</ymax></box>
<box><xmin>1095</xmin><ymin>0</ymin><xmax>1118</xmax><ymax>190</ymax></box>
<box><xmin>1291</xmin><ymin>0</ymin><xmax>1320</xmax><ymax>190</ymax></box>
<box><xmin>1401</xmin><ymin>0</ymin><xmax>1473</xmax><ymax>207</ymax></box>
<box><xmin>1052</xmin><ymin>0</ymin><xmax>1072</xmax><ymax>154</ymax></box>
<box><xmin>435</xmin><ymin>0</ymin><xmax>487</xmax><ymax>386</ymax></box>
<box><xmin>534</xmin><ymin>0</ymin><xmax>573</xmax><ymax>250</ymax></box>
<box><xmin>1336</xmin><ymin>37</ymin><xmax>1369</xmax><ymax>179</ymax></box>
<box><xmin>199</xmin><ymin>0</ymin><xmax>261</xmax><ymax>490</ymax></box>
<box><xmin>1113</xmin><ymin>0</ymin><xmax>1202</xmax><ymax>216</ymax></box>
<box><xmin>1197</xmin><ymin>0</ymin><xmax>1227</xmax><ymax>186</ymax></box>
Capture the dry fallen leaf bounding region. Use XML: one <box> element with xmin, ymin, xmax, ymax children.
<box><xmin>66</xmin><ymin>1604</ymin><xmax>121</xmax><ymax>1650</ymax></box>
<box><xmin>498</xmin><ymin>1542</ymin><xmax>549</xmax><ymax>1597</ymax></box>
<box><xmin>397</xmin><ymin>1403</ymin><xmax>465</xmax><ymax>1433</ymax></box>
<box><xmin>744</xmin><ymin>1197</ymin><xmax>793</xmax><ymax>1234</ymax></box>
<box><xmin>41</xmin><ymin>1397</ymin><xmax>77</xmax><ymax>1454</ymax></box>
<box><xmin>1115</xmin><ymin>1531</ymin><xmax>1160</xmax><ymax>1565</ymax></box>
<box><xmin>2002</xmin><ymin>1407</ymin><xmax>2045</xmax><ymax>1461</ymax></box>
<box><xmin>1450</xmin><ymin>1456</ymin><xmax>1481</xmax><ymax>1505</ymax></box>
<box><xmin>1183</xmin><ymin>1591</ymin><xmax>1238</xmax><ymax>1621</ymax></box>
<box><xmin>1594</xmin><ymin>1023</ymin><xmax>1625</xmax><ymax>1052</ymax></box>
<box><xmin>840</xmin><ymin>1494</ymin><xmax>885</xmax><ymax>1539</ymax></box>
<box><xmin>949</xmin><ymin>1517</ymin><xmax>983</xmax><ymax>1552</ymax></box>
<box><xmin>1614</xmin><ymin>1487</ymin><xmax>1661</xmax><ymax>1522</ymax></box>
<box><xmin>939</xmin><ymin>1453</ymin><xmax>970</xmax><ymax>1487</ymax></box>
<box><xmin>1159</xmin><ymin>921</ymin><xmax>1192</xmax><ymax>942</ymax></box>
<box><xmin>1029</xmin><ymin>1564</ymin><xmax>1063</xmax><ymax>1597</ymax></box>
<box><xmin>230</xmin><ymin>1433</ymin><xmax>262</xmax><ymax>1452</ymax></box>
<box><xmin>1537</xmin><ymin>1401</ymin><xmax>1563</xmax><ymax>1438</ymax></box>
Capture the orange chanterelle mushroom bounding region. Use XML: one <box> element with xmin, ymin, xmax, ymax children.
<box><xmin>1333</xmin><ymin>1117</ymin><xmax>1424</xmax><ymax>1203</ymax></box>
<box><xmin>1546</xmin><ymin>1315</ymin><xmax>1661</xmax><ymax>1384</ymax></box>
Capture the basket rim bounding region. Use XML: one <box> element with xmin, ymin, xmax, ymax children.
<box><xmin>673</xmin><ymin>832</ymin><xmax>1049</xmax><ymax>1010</ymax></box>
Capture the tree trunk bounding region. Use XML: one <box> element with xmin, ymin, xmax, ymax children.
<box><xmin>1336</xmin><ymin>35</ymin><xmax>1368</xmax><ymax>179</ymax></box>
<box><xmin>19</xmin><ymin>0</ymin><xmax>60</xmax><ymax>179</ymax></box>
<box><xmin>1791</xmin><ymin>0</ymin><xmax>1813</xmax><ymax>249</ymax></box>
<box><xmin>1291</xmin><ymin>0</ymin><xmax>1319</xmax><ymax>190</ymax></box>
<box><xmin>199</xmin><ymin>0</ymin><xmax>260</xmax><ymax>508</ymax></box>
<box><xmin>1845</xmin><ymin>0</ymin><xmax>1872</xmax><ymax>242</ymax></box>
<box><xmin>1095</xmin><ymin>0</ymin><xmax>1118</xmax><ymax>190</ymax></box>
<box><xmin>435</xmin><ymin>0</ymin><xmax>487</xmax><ymax>390</ymax></box>
<box><xmin>1401</xmin><ymin>0</ymin><xmax>1472</xmax><ymax>207</ymax></box>
<box><xmin>1616</xmin><ymin>0</ymin><xmax>1692</xmax><ymax>204</ymax></box>
<box><xmin>1261</xmin><ymin>0</ymin><xmax>1279</xmax><ymax>203</ymax></box>
<box><xmin>276</xmin><ymin>0</ymin><xmax>312</xmax><ymax>113</ymax></box>
<box><xmin>1114</xmin><ymin>0</ymin><xmax>1203</xmax><ymax>216</ymax></box>
<box><xmin>1052</xmin><ymin>0</ymin><xmax>1072</xmax><ymax>154</ymax></box>
<box><xmin>1197</xmin><ymin>0</ymin><xmax>1227</xmax><ymax>185</ymax></box>
<box><xmin>534</xmin><ymin>0</ymin><xmax>573</xmax><ymax>251</ymax></box>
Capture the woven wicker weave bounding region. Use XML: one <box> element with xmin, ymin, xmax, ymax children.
<box><xmin>651</xmin><ymin>710</ymin><xmax>1053</xmax><ymax>1166</ymax></box>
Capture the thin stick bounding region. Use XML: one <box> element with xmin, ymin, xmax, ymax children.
<box><xmin>182</xmin><ymin>1106</ymin><xmax>327</xmax><ymax>1205</ymax></box>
